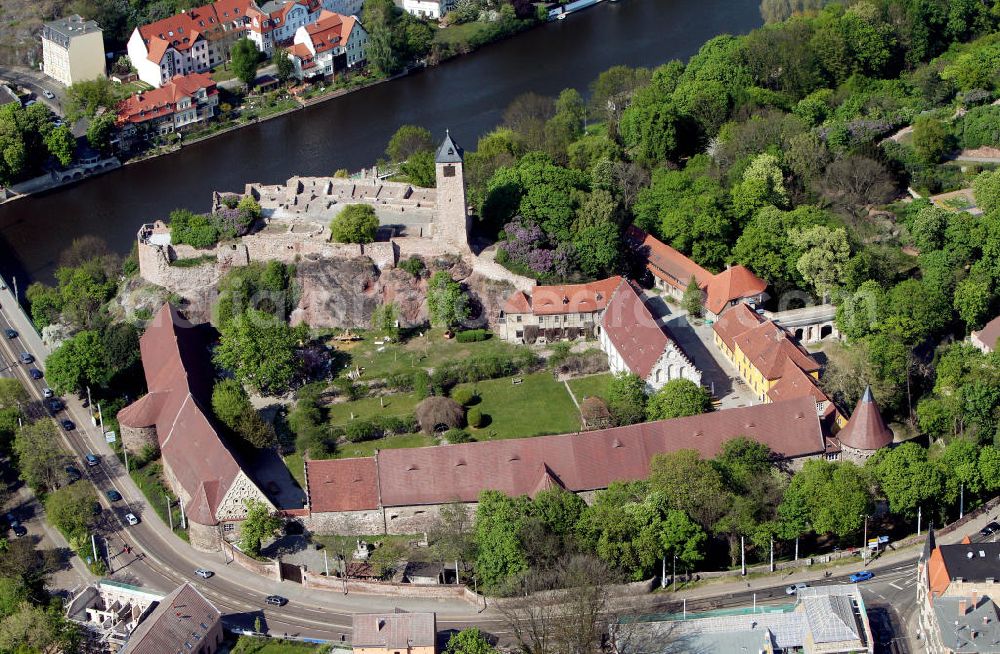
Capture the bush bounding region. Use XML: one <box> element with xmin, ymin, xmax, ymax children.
<box><xmin>960</xmin><ymin>105</ymin><xmax>1000</xmax><ymax>149</ymax></box>
<box><xmin>334</xmin><ymin>377</ymin><xmax>363</xmax><ymax>401</ymax></box>
<box><xmin>386</xmin><ymin>372</ymin><xmax>414</xmax><ymax>392</ymax></box>
<box><xmin>552</xmin><ymin>350</ymin><xmax>609</xmax><ymax>377</ymax></box>
<box><xmin>430</xmin><ymin>350</ymin><xmax>541</xmax><ymax>392</ymax></box>
<box><xmin>444</xmin><ymin>428</ymin><xmax>474</xmax><ymax>443</ymax></box>
<box><xmin>372</xmin><ymin>414</ymin><xmax>419</xmax><ymax>435</ymax></box>
<box><xmin>450</xmin><ymin>387</ymin><xmax>478</xmax><ymax>406</ymax></box>
<box><xmin>330</xmin><ymin>204</ymin><xmax>379</xmax><ymax>244</ymax></box>
<box><xmin>412</xmin><ymin>370</ymin><xmax>431</xmax><ymax>399</ymax></box>
<box><xmin>169</xmin><ymin>209</ymin><xmax>220</xmax><ymax>248</ymax></box>
<box><xmin>467</xmin><ymin>406</ymin><xmax>484</xmax><ymax>428</ymax></box>
<box><xmin>455</xmin><ymin>329</ymin><xmax>491</xmax><ymax>343</ymax></box>
<box><xmin>398</xmin><ymin>256</ymin><xmax>426</xmax><ymax>278</ymax></box>
<box><xmin>416</xmin><ymin>396</ymin><xmax>466</xmax><ymax>433</ymax></box>
<box><xmin>345</xmin><ymin>420</ymin><xmax>380</xmax><ymax>443</ymax></box>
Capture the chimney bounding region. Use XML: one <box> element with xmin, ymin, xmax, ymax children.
<box><xmin>959</xmin><ymin>600</ymin><xmax>968</xmax><ymax>615</ymax></box>
<box><xmin>972</xmin><ymin>590</ymin><xmax>978</xmax><ymax>608</ymax></box>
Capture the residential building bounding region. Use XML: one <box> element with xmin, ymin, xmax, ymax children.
<box><xmin>116</xmin><ymin>304</ymin><xmax>274</xmax><ymax>551</ymax></box>
<box><xmin>833</xmin><ymin>386</ymin><xmax>894</xmax><ymax>462</ymax></box>
<box><xmin>122</xmin><ymin>583</ymin><xmax>223</xmax><ymax>654</ymax></box>
<box><xmin>127</xmin><ymin>0</ymin><xmax>257</xmax><ymax>87</ymax></box>
<box><xmin>627</xmin><ymin>227</ymin><xmax>768</xmax><ymax>320</ymax></box>
<box><xmin>117</xmin><ymin>73</ymin><xmax>219</xmax><ymax>137</ymax></box>
<box><xmin>41</xmin><ymin>15</ymin><xmax>106</xmax><ymax>87</ymax></box>
<box><xmin>247</xmin><ymin>0</ymin><xmax>321</xmax><ymax>54</ymax></box>
<box><xmin>918</xmin><ymin>528</ymin><xmax>1000</xmax><ymax>653</ymax></box>
<box><xmin>616</xmin><ymin>584</ymin><xmax>874</xmax><ymax>654</ymax></box>
<box><xmin>67</xmin><ymin>581</ymin><xmax>163</xmax><ymax>649</ymax></box>
<box><xmin>286</xmin><ymin>10</ymin><xmax>368</xmax><ymax>78</ymax></box>
<box><xmin>600</xmin><ymin>280</ymin><xmax>701</xmax><ymax>391</ymax></box>
<box><xmin>352</xmin><ymin>611</ymin><xmax>436</xmax><ymax>653</ymax></box>
<box><xmin>402</xmin><ymin>0</ymin><xmax>455</xmax><ymax>19</ymax></box>
<box><xmin>971</xmin><ymin>314</ymin><xmax>1000</xmax><ymax>353</ymax></box>
<box><xmin>304</xmin><ymin>396</ymin><xmax>828</xmax><ymax>535</ymax></box>
<box><xmin>497</xmin><ymin>276</ymin><xmax>621</xmax><ymax>344</ymax></box>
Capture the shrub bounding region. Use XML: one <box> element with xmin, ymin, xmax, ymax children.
<box><xmin>444</xmin><ymin>428</ymin><xmax>474</xmax><ymax>443</ymax></box>
<box><xmin>580</xmin><ymin>396</ymin><xmax>611</xmax><ymax>429</ymax></box>
<box><xmin>372</xmin><ymin>414</ymin><xmax>419</xmax><ymax>435</ymax></box>
<box><xmin>399</xmin><ymin>256</ymin><xmax>426</xmax><ymax>278</ymax></box>
<box><xmin>960</xmin><ymin>105</ymin><xmax>1000</xmax><ymax>149</ymax></box>
<box><xmin>467</xmin><ymin>406</ymin><xmax>484</xmax><ymax>428</ymax></box>
<box><xmin>455</xmin><ymin>329</ymin><xmax>490</xmax><ymax>343</ymax></box>
<box><xmin>330</xmin><ymin>204</ymin><xmax>379</xmax><ymax>244</ymax></box>
<box><xmin>416</xmin><ymin>396</ymin><xmax>465</xmax><ymax>433</ymax></box>
<box><xmin>412</xmin><ymin>370</ymin><xmax>431</xmax><ymax>399</ymax></box>
<box><xmin>345</xmin><ymin>420</ymin><xmax>380</xmax><ymax>443</ymax></box>
<box><xmin>450</xmin><ymin>387</ymin><xmax>478</xmax><ymax>406</ymax></box>
<box><xmin>386</xmin><ymin>373</ymin><xmax>414</xmax><ymax>392</ymax></box>
<box><xmin>169</xmin><ymin>208</ymin><xmax>220</xmax><ymax>248</ymax></box>
<box><xmin>334</xmin><ymin>377</ymin><xmax>362</xmax><ymax>401</ymax></box>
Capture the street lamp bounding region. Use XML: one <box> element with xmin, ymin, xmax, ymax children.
<box><xmin>860</xmin><ymin>514</ymin><xmax>869</xmax><ymax>563</ymax></box>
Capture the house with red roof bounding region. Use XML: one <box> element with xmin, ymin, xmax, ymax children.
<box><xmin>116</xmin><ymin>73</ymin><xmax>219</xmax><ymax>137</ymax></box>
<box><xmin>497</xmin><ymin>276</ymin><xmax>620</xmax><ymax>344</ymax></box>
<box><xmin>286</xmin><ymin>9</ymin><xmax>368</xmax><ymax>78</ymax></box>
<box><xmin>247</xmin><ymin>0</ymin><xmax>321</xmax><ymax>54</ymax></box>
<box><xmin>599</xmin><ymin>280</ymin><xmax>701</xmax><ymax>391</ymax></box>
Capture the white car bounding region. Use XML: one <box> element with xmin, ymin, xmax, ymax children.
<box><xmin>785</xmin><ymin>582</ymin><xmax>808</xmax><ymax>595</ymax></box>
<box><xmin>42</xmin><ymin>90</ymin><xmax>55</xmax><ymax>99</ymax></box>
<box><xmin>42</xmin><ymin>388</ymin><xmax>54</xmax><ymax>398</ymax></box>
<box><xmin>195</xmin><ymin>568</ymin><xmax>214</xmax><ymax>579</ymax></box>
<box><xmin>125</xmin><ymin>513</ymin><xmax>139</xmax><ymax>526</ymax></box>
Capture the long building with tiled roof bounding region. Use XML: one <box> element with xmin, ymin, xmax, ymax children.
<box><xmin>116</xmin><ymin>73</ymin><xmax>218</xmax><ymax>135</ymax></box>
<box><xmin>304</xmin><ymin>396</ymin><xmax>830</xmax><ymax>535</ymax></box>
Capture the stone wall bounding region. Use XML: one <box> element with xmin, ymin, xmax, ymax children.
<box><xmin>301</xmin><ymin>570</ymin><xmax>480</xmax><ymax>603</ymax></box>
<box><xmin>221</xmin><ymin>540</ymin><xmax>282</xmax><ymax>581</ymax></box>
<box><xmin>120</xmin><ymin>424</ymin><xmax>157</xmax><ymax>456</ymax></box>
<box><xmin>304</xmin><ymin>508</ymin><xmax>386</xmax><ymax>535</ymax></box>
<box><xmin>189</xmin><ymin>520</ymin><xmax>221</xmax><ymax>552</ymax></box>
<box><xmin>471</xmin><ymin>254</ymin><xmax>536</xmax><ymax>293</ymax></box>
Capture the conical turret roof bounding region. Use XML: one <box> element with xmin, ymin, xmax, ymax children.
<box><xmin>837</xmin><ymin>386</ymin><xmax>893</xmax><ymax>451</ymax></box>
<box><xmin>435</xmin><ymin>130</ymin><xmax>464</xmax><ymax>164</ymax></box>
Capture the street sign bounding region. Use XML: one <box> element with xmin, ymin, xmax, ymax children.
<box><xmin>878</xmin><ymin>535</ymin><xmax>889</xmax><ymax>544</ymax></box>
<box><xmin>868</xmin><ymin>539</ymin><xmax>879</xmax><ymax>549</ymax></box>
<box><xmin>105</xmin><ymin>431</ymin><xmax>116</xmax><ymax>443</ymax></box>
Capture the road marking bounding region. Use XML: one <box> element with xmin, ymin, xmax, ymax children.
<box><xmin>890</xmin><ymin>582</ymin><xmax>903</xmax><ymax>590</ymax></box>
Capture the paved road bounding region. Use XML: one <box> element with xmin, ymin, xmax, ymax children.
<box><xmin>0</xmin><ymin>64</ymin><xmax>66</xmax><ymax>116</ymax></box>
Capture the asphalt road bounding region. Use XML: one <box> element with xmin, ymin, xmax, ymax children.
<box><xmin>0</xmin><ymin>64</ymin><xmax>65</xmax><ymax>116</ymax></box>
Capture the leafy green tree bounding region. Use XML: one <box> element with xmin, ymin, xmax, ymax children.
<box><xmin>646</xmin><ymin>379</ymin><xmax>712</xmax><ymax>421</ymax></box>
<box><xmin>45</xmin><ymin>484</ymin><xmax>98</xmax><ymax>542</ymax></box>
<box><xmin>427</xmin><ymin>271</ymin><xmax>470</xmax><ymax>329</ymax></box>
<box><xmin>45</xmin><ymin>330</ymin><xmax>108</xmax><ymax>394</ymax></box>
<box><xmin>789</xmin><ymin>225</ymin><xmax>850</xmax><ymax>298</ymax></box>
<box><xmin>371</xmin><ymin>303</ymin><xmax>399</xmax><ymax>338</ymax></box>
<box><xmin>230</xmin><ymin>38</ymin><xmax>260</xmax><ymax>86</ymax></box>
<box><xmin>648</xmin><ymin>449</ymin><xmax>729</xmax><ymax>528</ymax></box>
<box><xmin>330</xmin><ymin>204</ymin><xmax>379</xmax><ymax>244</ymax></box>
<box><xmin>731</xmin><ymin>153</ymin><xmax>787</xmax><ymax>220</ymax></box>
<box><xmin>954</xmin><ymin>274</ymin><xmax>992</xmax><ymax>331</ymax></box>
<box><xmin>607</xmin><ymin>372</ymin><xmax>647</xmax><ymax>426</ymax></box>
<box><xmin>386</xmin><ymin>124</ymin><xmax>434</xmax><ymax>162</ymax></box>
<box><xmin>980</xmin><ymin>446</ymin><xmax>1000</xmax><ymax>492</ymax></box>
<box><xmin>212</xmin><ymin>379</ymin><xmax>253</xmax><ymax>431</ymax></box>
<box><xmin>0</xmin><ymin>379</ymin><xmax>27</xmax><ymax>410</ymax></box>
<box><xmin>910</xmin><ymin>206</ymin><xmax>949</xmax><ymax>251</ymax></box>
<box><xmin>239</xmin><ymin>499</ymin><xmax>281</xmax><ymax>557</ymax></box>
<box><xmin>682</xmin><ymin>277</ymin><xmax>703</xmax><ymax>317</ymax></box>
<box><xmin>779</xmin><ymin>459</ymin><xmax>872</xmax><ymax>538</ymax></box>
<box><xmin>400</xmin><ymin>150</ymin><xmax>436</xmax><ymax>187</ymax></box>
<box><xmin>660</xmin><ymin>508</ymin><xmax>707</xmax><ymax>570</ymax></box>
<box><xmin>25</xmin><ymin>282</ymin><xmax>63</xmax><ymax>329</ymax></box>
<box><xmin>474</xmin><ymin>490</ymin><xmax>529</xmax><ymax>591</ymax></box>
<box><xmin>65</xmin><ymin>77</ymin><xmax>115</xmax><ymax>121</ymax></box>
<box><xmin>273</xmin><ymin>47</ymin><xmax>294</xmax><ymax>83</ymax></box>
<box><xmin>12</xmin><ymin>421</ymin><xmax>66</xmax><ymax>493</ymax></box>
<box><xmin>912</xmin><ymin>115</ymin><xmax>954</xmax><ymax>164</ymax></box>
<box><xmin>445</xmin><ymin>628</ymin><xmax>497</xmax><ymax>654</ymax></box>
<box><xmin>571</xmin><ymin>189</ymin><xmax>621</xmax><ymax>277</ymax></box>
<box><xmin>214</xmin><ymin>309</ymin><xmax>300</xmax><ymax>395</ymax></box>
<box><xmin>44</xmin><ymin>126</ymin><xmax>75</xmax><ymax>167</ymax></box>
<box><xmin>867</xmin><ymin>443</ymin><xmax>945</xmax><ymax>518</ymax></box>
<box><xmin>973</xmin><ymin>169</ymin><xmax>1000</xmax><ymax>215</ymax></box>
<box><xmin>939</xmin><ymin>438</ymin><xmax>984</xmax><ymax>507</ymax></box>
<box><xmin>588</xmin><ymin>65</ymin><xmax>652</xmax><ymax>134</ymax></box>
<box><xmin>85</xmin><ymin>111</ymin><xmax>116</xmax><ymax>154</ymax></box>
<box><xmin>169</xmin><ymin>208</ymin><xmax>220</xmax><ymax>248</ymax></box>
<box><xmin>619</xmin><ymin>94</ymin><xmax>682</xmax><ymax>166</ymax></box>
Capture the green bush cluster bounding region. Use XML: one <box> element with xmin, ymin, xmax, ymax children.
<box><xmin>455</xmin><ymin>329</ymin><xmax>491</xmax><ymax>342</ymax></box>
<box><xmin>444</xmin><ymin>428</ymin><xmax>474</xmax><ymax>443</ymax></box>
<box><xmin>430</xmin><ymin>351</ymin><xmax>541</xmax><ymax>394</ymax></box>
<box><xmin>467</xmin><ymin>406</ymin><xmax>484</xmax><ymax>428</ymax></box>
<box><xmin>450</xmin><ymin>387</ymin><xmax>479</xmax><ymax>406</ymax></box>
<box><xmin>344</xmin><ymin>414</ymin><xmax>419</xmax><ymax>443</ymax></box>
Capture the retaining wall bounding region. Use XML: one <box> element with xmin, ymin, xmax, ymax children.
<box><xmin>222</xmin><ymin>540</ymin><xmax>282</xmax><ymax>581</ymax></box>
<box><xmin>301</xmin><ymin>570</ymin><xmax>480</xmax><ymax>604</ymax></box>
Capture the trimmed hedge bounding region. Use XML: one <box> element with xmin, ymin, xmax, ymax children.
<box><xmin>430</xmin><ymin>350</ymin><xmax>541</xmax><ymax>393</ymax></box>
<box><xmin>456</xmin><ymin>329</ymin><xmax>491</xmax><ymax>343</ymax></box>
<box><xmin>467</xmin><ymin>406</ymin><xmax>484</xmax><ymax>428</ymax></box>
<box><xmin>450</xmin><ymin>387</ymin><xmax>478</xmax><ymax>406</ymax></box>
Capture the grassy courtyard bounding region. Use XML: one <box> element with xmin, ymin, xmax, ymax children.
<box><xmin>456</xmin><ymin>371</ymin><xmax>582</xmax><ymax>440</ymax></box>
<box><xmin>566</xmin><ymin>373</ymin><xmax>613</xmax><ymax>404</ymax></box>
<box><xmin>328</xmin><ymin>392</ymin><xmax>419</xmax><ymax>426</ymax></box>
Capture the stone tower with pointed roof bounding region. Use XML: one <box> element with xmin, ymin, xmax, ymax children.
<box><xmin>836</xmin><ymin>385</ymin><xmax>893</xmax><ymax>461</ymax></box>
<box><xmin>434</xmin><ymin>131</ymin><xmax>471</xmax><ymax>253</ymax></box>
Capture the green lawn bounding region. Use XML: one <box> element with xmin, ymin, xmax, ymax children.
<box><xmin>433</xmin><ymin>21</ymin><xmax>493</xmax><ymax>45</ymax></box>
<box><xmin>328</xmin><ymin>392</ymin><xmax>420</xmax><ymax>426</ymax></box>
<box><xmin>457</xmin><ymin>371</ymin><xmax>581</xmax><ymax>440</ymax></box>
<box><xmin>283</xmin><ymin>451</ymin><xmax>306</xmax><ymax>487</ymax></box>
<box><xmin>230</xmin><ymin>635</ymin><xmax>335</xmax><ymax>653</ymax></box>
<box><xmin>566</xmin><ymin>373</ymin><xmax>613</xmax><ymax>404</ymax></box>
<box><xmin>112</xmin><ymin>80</ymin><xmax>153</xmax><ymax>101</ymax></box>
<box><xmin>336</xmin><ymin>431</ymin><xmax>437</xmax><ymax>459</ymax></box>
<box><xmin>211</xmin><ymin>66</ymin><xmax>237</xmax><ymax>82</ymax></box>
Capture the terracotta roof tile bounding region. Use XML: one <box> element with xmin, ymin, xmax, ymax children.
<box><xmin>733</xmin><ymin>320</ymin><xmax>820</xmax><ymax>380</ymax></box>
<box><xmin>836</xmin><ymin>386</ymin><xmax>893</xmax><ymax>451</ymax></box>
<box><xmin>627</xmin><ymin>226</ymin><xmax>712</xmax><ymax>291</ymax></box>
<box><xmin>306</xmin><ymin>458</ymin><xmax>378</xmax><ymax>512</ymax></box>
<box><xmin>308</xmin><ymin>397</ymin><xmax>825</xmax><ymax>511</ymax></box>
<box><xmin>705</xmin><ymin>265</ymin><xmax>768</xmax><ymax>315</ymax></box>
<box><xmin>712</xmin><ymin>302</ymin><xmax>764</xmax><ymax>352</ymax></box>
<box><xmin>502</xmin><ymin>290</ymin><xmax>532</xmax><ymax>314</ymax></box>
<box><xmin>117</xmin><ymin>73</ymin><xmax>216</xmax><ymax>124</ymax></box>
<box><xmin>528</xmin><ymin>276</ymin><xmax>621</xmax><ymax>316</ymax></box>
<box><xmin>352</xmin><ymin>612</ymin><xmax>436</xmax><ymax>649</ymax></box>
<box><xmin>601</xmin><ymin>280</ymin><xmax>670</xmax><ymax>379</ymax></box>
<box><xmin>304</xmin><ymin>10</ymin><xmax>356</xmax><ymax>53</ymax></box>
<box><xmin>138</xmin><ymin>0</ymin><xmax>254</xmax><ymax>57</ymax></box>
<box><xmin>122</xmin><ymin>583</ymin><xmax>220</xmax><ymax>654</ymax></box>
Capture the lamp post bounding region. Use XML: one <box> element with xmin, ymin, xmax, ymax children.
<box><xmin>673</xmin><ymin>554</ymin><xmax>677</xmax><ymax>593</ymax></box>
<box><xmin>861</xmin><ymin>514</ymin><xmax>869</xmax><ymax>564</ymax></box>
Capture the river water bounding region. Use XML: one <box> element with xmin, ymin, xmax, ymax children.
<box><xmin>0</xmin><ymin>0</ymin><xmax>760</xmax><ymax>285</ymax></box>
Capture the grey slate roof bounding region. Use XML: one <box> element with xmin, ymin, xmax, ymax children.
<box><xmin>352</xmin><ymin>611</ymin><xmax>436</xmax><ymax>648</ymax></box>
<box><xmin>933</xmin><ymin>596</ymin><xmax>1000</xmax><ymax>653</ymax></box>
<box><xmin>939</xmin><ymin>543</ymin><xmax>1000</xmax><ymax>583</ymax></box>
<box><xmin>435</xmin><ymin>131</ymin><xmax>463</xmax><ymax>164</ymax></box>
<box><xmin>44</xmin><ymin>14</ymin><xmax>102</xmax><ymax>38</ymax></box>
<box><xmin>801</xmin><ymin>591</ymin><xmax>862</xmax><ymax>643</ymax></box>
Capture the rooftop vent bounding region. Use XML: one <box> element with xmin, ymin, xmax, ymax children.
<box><xmin>406</xmin><ymin>464</ymin><xmax>418</xmax><ymax>471</ymax></box>
<box><xmin>509</xmin><ymin>454</ymin><xmax>520</xmax><ymax>462</ymax></box>
<box><xmin>612</xmin><ymin>438</ymin><xmax>623</xmax><ymax>448</ymax></box>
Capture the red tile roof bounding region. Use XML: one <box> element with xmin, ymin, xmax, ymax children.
<box><xmin>304</xmin><ymin>10</ymin><xmax>357</xmax><ymax>53</ymax></box>
<box><xmin>123</xmin><ymin>583</ymin><xmax>220</xmax><ymax>654</ymax></box>
<box><xmin>712</xmin><ymin>302</ymin><xmax>764</xmax><ymax>352</ymax></box>
<box><xmin>836</xmin><ymin>386</ymin><xmax>893</xmax><ymax>451</ymax></box>
<box><xmin>733</xmin><ymin>320</ymin><xmax>821</xmax><ymax>380</ymax></box>
<box><xmin>116</xmin><ymin>304</ymin><xmax>254</xmax><ymax>526</ymax></box>
<box><xmin>972</xmin><ymin>314</ymin><xmax>1000</xmax><ymax>352</ymax></box>
<box><xmin>627</xmin><ymin>226</ymin><xmax>712</xmax><ymax>292</ymax></box>
<box><xmin>306</xmin><ymin>458</ymin><xmax>379</xmax><ymax>512</ymax></box>
<box><xmin>117</xmin><ymin>73</ymin><xmax>216</xmax><ymax>124</ymax></box>
<box><xmin>525</xmin><ymin>276</ymin><xmax>621</xmax><ymax>316</ymax></box>
<box><xmin>308</xmin><ymin>397</ymin><xmax>825</xmax><ymax>511</ymax></box>
<box><xmin>502</xmin><ymin>290</ymin><xmax>531</xmax><ymax>314</ymax></box>
<box><xmin>601</xmin><ymin>280</ymin><xmax>672</xmax><ymax>379</ymax></box>
<box><xmin>352</xmin><ymin>612</ymin><xmax>436</xmax><ymax>649</ymax></box>
<box><xmin>138</xmin><ymin>0</ymin><xmax>254</xmax><ymax>59</ymax></box>
<box><xmin>705</xmin><ymin>265</ymin><xmax>768</xmax><ymax>315</ymax></box>
<box><xmin>766</xmin><ymin>359</ymin><xmax>838</xmax><ymax>428</ymax></box>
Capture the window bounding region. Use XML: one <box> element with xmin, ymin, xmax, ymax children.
<box><xmin>443</xmin><ymin>164</ymin><xmax>455</xmax><ymax>177</ymax></box>
<box><xmin>223</xmin><ymin>523</ymin><xmax>235</xmax><ymax>532</ymax></box>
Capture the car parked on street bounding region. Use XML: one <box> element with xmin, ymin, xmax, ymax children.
<box><xmin>3</xmin><ymin>328</ymin><xmax>16</xmax><ymax>339</ymax></box>
<box><xmin>195</xmin><ymin>568</ymin><xmax>214</xmax><ymax>579</ymax></box>
<box><xmin>849</xmin><ymin>570</ymin><xmax>874</xmax><ymax>583</ymax></box>
<box><xmin>28</xmin><ymin>368</ymin><xmax>43</xmax><ymax>380</ymax></box>
<box><xmin>46</xmin><ymin>398</ymin><xmax>63</xmax><ymax>412</ymax></box>
<box><xmin>65</xmin><ymin>466</ymin><xmax>81</xmax><ymax>482</ymax></box>
<box><xmin>785</xmin><ymin>582</ymin><xmax>808</xmax><ymax>595</ymax></box>
<box><xmin>42</xmin><ymin>387</ymin><xmax>54</xmax><ymax>398</ymax></box>
<box><xmin>60</xmin><ymin>419</ymin><xmax>75</xmax><ymax>431</ymax></box>
<box><xmin>85</xmin><ymin>454</ymin><xmax>99</xmax><ymax>467</ymax></box>
<box><xmin>125</xmin><ymin>513</ymin><xmax>139</xmax><ymax>525</ymax></box>
<box><xmin>19</xmin><ymin>352</ymin><xmax>33</xmax><ymax>364</ymax></box>
<box><xmin>264</xmin><ymin>595</ymin><xmax>287</xmax><ymax>606</ymax></box>
<box><xmin>106</xmin><ymin>490</ymin><xmax>122</xmax><ymax>502</ymax></box>
<box><xmin>42</xmin><ymin>90</ymin><xmax>55</xmax><ymax>99</ymax></box>
<box><xmin>11</xmin><ymin>525</ymin><xmax>27</xmax><ymax>537</ymax></box>
<box><xmin>980</xmin><ymin>521</ymin><xmax>1000</xmax><ymax>537</ymax></box>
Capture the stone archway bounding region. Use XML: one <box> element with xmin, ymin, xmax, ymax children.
<box><xmin>794</xmin><ymin>328</ymin><xmax>804</xmax><ymax>341</ymax></box>
<box><xmin>820</xmin><ymin>324</ymin><xmax>833</xmax><ymax>339</ymax></box>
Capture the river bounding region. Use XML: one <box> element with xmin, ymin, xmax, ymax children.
<box><xmin>0</xmin><ymin>0</ymin><xmax>760</xmax><ymax>286</ymax></box>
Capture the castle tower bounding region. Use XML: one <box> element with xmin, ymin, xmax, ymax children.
<box><xmin>836</xmin><ymin>385</ymin><xmax>894</xmax><ymax>462</ymax></box>
<box><xmin>434</xmin><ymin>130</ymin><xmax>471</xmax><ymax>253</ymax></box>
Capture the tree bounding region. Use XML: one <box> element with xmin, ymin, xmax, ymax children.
<box><xmin>0</xmin><ymin>379</ymin><xmax>27</xmax><ymax>410</ymax></box>
<box><xmin>474</xmin><ymin>490</ymin><xmax>528</xmax><ymax>591</ymax></box>
<box><xmin>973</xmin><ymin>170</ymin><xmax>1000</xmax><ymax>215</ymax></box>
<box><xmin>867</xmin><ymin>443</ymin><xmax>945</xmax><ymax>518</ymax></box>
<box><xmin>214</xmin><ymin>309</ymin><xmax>300</xmax><ymax>395</ymax></box>
<box><xmin>45</xmin><ymin>485</ymin><xmax>98</xmax><ymax>542</ymax></box>
<box><xmin>45</xmin><ymin>330</ymin><xmax>108</xmax><ymax>394</ymax></box>
<box><xmin>273</xmin><ymin>47</ymin><xmax>294</xmax><ymax>83</ymax></box>
<box><xmin>954</xmin><ymin>274</ymin><xmax>992</xmax><ymax>331</ymax></box>
<box><xmin>788</xmin><ymin>225</ymin><xmax>850</xmax><ymax>298</ymax></box>
<box><xmin>779</xmin><ymin>459</ymin><xmax>872</xmax><ymax>538</ymax></box>
<box><xmin>913</xmin><ymin>115</ymin><xmax>953</xmax><ymax>164</ymax></box>
<box><xmin>415</xmin><ymin>396</ymin><xmax>465</xmax><ymax>433</ymax></box>
<box><xmin>330</xmin><ymin>204</ymin><xmax>379</xmax><ymax>244</ymax></box>
<box><xmin>646</xmin><ymin>379</ymin><xmax>712</xmax><ymax>421</ymax></box>
<box><xmin>588</xmin><ymin>65</ymin><xmax>652</xmax><ymax>135</ymax></box>
<box><xmin>571</xmin><ymin>189</ymin><xmax>621</xmax><ymax>277</ymax></box>
<box><xmin>607</xmin><ymin>372</ymin><xmax>647</xmax><ymax>426</ymax></box>
<box><xmin>238</xmin><ymin>499</ymin><xmax>281</xmax><ymax>557</ymax></box>
<box><xmin>818</xmin><ymin>155</ymin><xmax>896</xmax><ymax>220</ymax></box>
<box><xmin>386</xmin><ymin>124</ymin><xmax>434</xmax><ymax>162</ymax></box>
<box><xmin>12</xmin><ymin>421</ymin><xmax>66</xmax><ymax>493</ymax></box>
<box><xmin>400</xmin><ymin>150</ymin><xmax>436</xmax><ymax>187</ymax></box>
<box><xmin>65</xmin><ymin>77</ymin><xmax>115</xmax><ymax>121</ymax></box>
<box><xmin>427</xmin><ymin>271</ymin><xmax>470</xmax><ymax>329</ymax></box>
<box><xmin>230</xmin><ymin>38</ymin><xmax>260</xmax><ymax>87</ymax></box>
<box><xmin>682</xmin><ymin>277</ymin><xmax>703</xmax><ymax>317</ymax></box>
<box><xmin>213</xmin><ymin>378</ymin><xmax>253</xmax><ymax>430</ymax></box>
<box><xmin>429</xmin><ymin>503</ymin><xmax>476</xmax><ymax>572</ymax></box>
<box><xmin>44</xmin><ymin>126</ymin><xmax>75</xmax><ymax>167</ymax></box>
<box><xmin>169</xmin><ymin>208</ymin><xmax>220</xmax><ymax>249</ymax></box>
<box><xmin>85</xmin><ymin>111</ymin><xmax>116</xmax><ymax>154</ymax></box>
<box><xmin>648</xmin><ymin>450</ymin><xmax>729</xmax><ymax>528</ymax></box>
<box><xmin>731</xmin><ymin>153</ymin><xmax>787</xmax><ymax>220</ymax></box>
<box><xmin>445</xmin><ymin>628</ymin><xmax>497</xmax><ymax>654</ymax></box>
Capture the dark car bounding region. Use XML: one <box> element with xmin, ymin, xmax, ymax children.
<box><xmin>28</xmin><ymin>368</ymin><xmax>43</xmax><ymax>380</ymax></box>
<box><xmin>4</xmin><ymin>512</ymin><xmax>17</xmax><ymax>527</ymax></box>
<box><xmin>106</xmin><ymin>490</ymin><xmax>122</xmax><ymax>502</ymax></box>
<box><xmin>980</xmin><ymin>521</ymin><xmax>1000</xmax><ymax>537</ymax></box>
<box><xmin>3</xmin><ymin>328</ymin><xmax>16</xmax><ymax>339</ymax></box>
<box><xmin>264</xmin><ymin>595</ymin><xmax>287</xmax><ymax>606</ymax></box>
<box><xmin>85</xmin><ymin>454</ymin><xmax>99</xmax><ymax>467</ymax></box>
<box><xmin>65</xmin><ymin>466</ymin><xmax>81</xmax><ymax>482</ymax></box>
<box><xmin>46</xmin><ymin>398</ymin><xmax>63</xmax><ymax>413</ymax></box>
<box><xmin>19</xmin><ymin>352</ymin><xmax>33</xmax><ymax>364</ymax></box>
<box><xmin>60</xmin><ymin>419</ymin><xmax>75</xmax><ymax>431</ymax></box>
<box><xmin>11</xmin><ymin>525</ymin><xmax>27</xmax><ymax>538</ymax></box>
